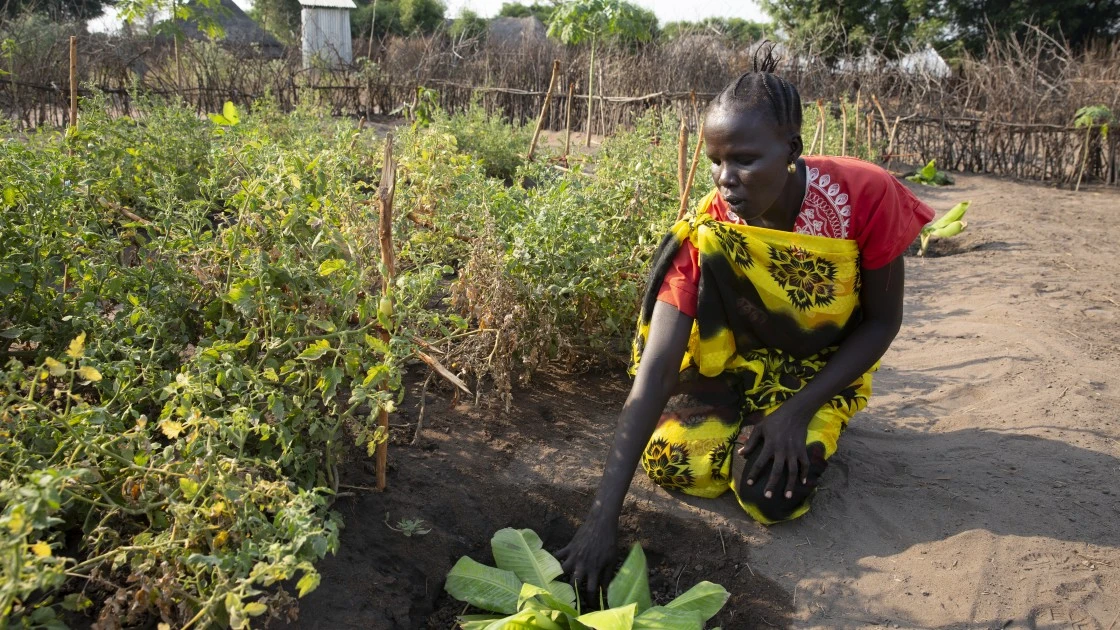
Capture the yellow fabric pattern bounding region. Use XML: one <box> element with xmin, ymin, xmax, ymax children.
<box><xmin>632</xmin><ymin>190</ymin><xmax>877</xmax><ymax>524</ymax></box>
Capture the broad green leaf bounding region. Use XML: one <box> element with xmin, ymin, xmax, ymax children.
<box><xmin>931</xmin><ymin>201</ymin><xmax>970</xmax><ymax>229</ymax></box>
<box><xmin>919</xmin><ymin>159</ymin><xmax>936</xmax><ymax>180</ymax></box>
<box><xmin>482</xmin><ymin>611</ymin><xmax>540</xmax><ymax>630</ymax></box>
<box><xmin>663</xmin><ymin>581</ymin><xmax>729</xmax><ymax>622</ymax></box>
<box><xmin>607</xmin><ymin>544</ymin><xmax>651</xmax><ymax>613</ymax></box>
<box><xmin>492</xmin><ymin>529</ymin><xmax>573</xmax><ymax>605</ymax></box>
<box><xmin>445</xmin><ymin>556</ymin><xmax>522</xmax><ymax>615</ymax></box>
<box><xmin>929</xmin><ymin>220</ymin><xmax>967</xmax><ymax>239</ymax></box>
<box><xmin>576</xmin><ymin>603</ymin><xmax>637</xmax><ymax>630</ymax></box>
<box><xmin>459</xmin><ymin>615</ymin><xmax>503</xmax><ymax>630</ymax></box>
<box><xmin>634</xmin><ymin>606</ymin><xmax>703</xmax><ymax>630</ymax></box>
<box><xmin>318</xmin><ymin>258</ymin><xmax>347</xmax><ymax>276</ymax></box>
<box><xmin>518</xmin><ymin>583</ymin><xmax>579</xmax><ymax>618</ymax></box>
<box><xmin>223</xmin><ymin>100</ymin><xmax>240</xmax><ymax>125</ymax></box>
<box><xmin>3</xmin><ymin>186</ymin><xmax>15</xmax><ymax>206</ymax></box>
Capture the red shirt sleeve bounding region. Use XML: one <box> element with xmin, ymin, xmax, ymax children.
<box><xmin>852</xmin><ymin>173</ymin><xmax>935</xmax><ymax>269</ymax></box>
<box><xmin>656</xmin><ymin>239</ymin><xmax>700</xmax><ymax>318</ymax></box>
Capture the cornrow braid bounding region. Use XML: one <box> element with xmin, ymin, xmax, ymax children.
<box><xmin>711</xmin><ymin>41</ymin><xmax>803</xmax><ymax>135</ymax></box>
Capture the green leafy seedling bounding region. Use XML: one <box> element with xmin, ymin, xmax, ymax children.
<box><xmin>445</xmin><ymin>528</ymin><xmax>729</xmax><ymax>629</ymax></box>
<box><xmin>906</xmin><ymin>159</ymin><xmax>954</xmax><ymax>186</ymax></box>
<box><xmin>384</xmin><ymin>513</ymin><xmax>432</xmax><ymax>537</ymax></box>
<box><xmin>208</xmin><ymin>100</ymin><xmax>241</xmax><ymax>126</ymax></box>
<box><xmin>919</xmin><ymin>201</ymin><xmax>970</xmax><ymax>256</ymax></box>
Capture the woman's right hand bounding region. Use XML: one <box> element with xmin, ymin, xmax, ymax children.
<box><xmin>554</xmin><ymin>514</ymin><xmax>618</xmax><ymax>596</ymax></box>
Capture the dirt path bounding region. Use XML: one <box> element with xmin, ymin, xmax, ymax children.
<box><xmin>289</xmin><ymin>174</ymin><xmax>1120</xmax><ymax>629</ymax></box>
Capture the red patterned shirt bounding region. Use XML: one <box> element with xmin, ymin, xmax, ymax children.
<box><xmin>658</xmin><ymin>156</ymin><xmax>934</xmax><ymax>317</ymax></box>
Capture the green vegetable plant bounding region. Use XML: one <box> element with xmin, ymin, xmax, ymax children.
<box><xmin>385</xmin><ymin>513</ymin><xmax>432</xmax><ymax>537</ymax></box>
<box><xmin>906</xmin><ymin>159</ymin><xmax>955</xmax><ymax>186</ymax></box>
<box><xmin>1073</xmin><ymin>105</ymin><xmax>1114</xmax><ymax>191</ymax></box>
<box><xmin>444</xmin><ymin>528</ymin><xmax>730</xmax><ymax>629</ymax></box>
<box><xmin>918</xmin><ymin>200</ymin><xmax>970</xmax><ymax>256</ymax></box>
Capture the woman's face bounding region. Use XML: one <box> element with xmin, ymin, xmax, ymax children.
<box><xmin>705</xmin><ymin>104</ymin><xmax>798</xmax><ymax>222</ymax></box>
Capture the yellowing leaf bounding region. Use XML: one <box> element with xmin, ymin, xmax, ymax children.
<box><xmin>296</xmin><ymin>572</ymin><xmax>321</xmax><ymax>597</ymax></box>
<box><xmin>213</xmin><ymin>530</ymin><xmax>230</xmax><ymax>548</ymax></box>
<box><xmin>318</xmin><ymin>258</ymin><xmax>346</xmax><ymax>276</ymax></box>
<box><xmin>159</xmin><ymin>419</ymin><xmax>184</xmax><ymax>439</ymax></box>
<box><xmin>243</xmin><ymin>602</ymin><xmax>267</xmax><ymax>617</ymax></box>
<box><xmin>7</xmin><ymin>509</ymin><xmax>25</xmax><ymax>534</ymax></box>
<box><xmin>78</xmin><ymin>366</ymin><xmax>102</xmax><ymax>382</ymax></box>
<box><xmin>67</xmin><ymin>332</ymin><xmax>87</xmax><ymax>359</ymax></box>
<box><xmin>30</xmin><ymin>541</ymin><xmax>52</xmax><ymax>557</ymax></box>
<box><xmin>179</xmin><ymin>477</ymin><xmax>201</xmax><ymax>499</ymax></box>
<box><xmin>262</xmin><ymin>367</ymin><xmax>279</xmax><ymax>382</ymax></box>
<box><xmin>44</xmin><ymin>356</ymin><xmax>66</xmax><ymax>377</ymax></box>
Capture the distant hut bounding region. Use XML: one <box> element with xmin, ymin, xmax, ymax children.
<box><xmin>486</xmin><ymin>16</ymin><xmax>547</xmax><ymax>48</ymax></box>
<box><xmin>299</xmin><ymin>0</ymin><xmax>357</xmax><ymax>68</ymax></box>
<box><xmin>179</xmin><ymin>0</ymin><xmax>285</xmax><ymax>58</ymax></box>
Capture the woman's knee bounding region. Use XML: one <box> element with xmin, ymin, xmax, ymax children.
<box><xmin>734</xmin><ymin>442</ymin><xmax>829</xmax><ymax>524</ymax></box>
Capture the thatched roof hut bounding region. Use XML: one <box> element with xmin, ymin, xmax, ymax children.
<box><xmin>180</xmin><ymin>0</ymin><xmax>285</xmax><ymax>57</ymax></box>
<box><xmin>487</xmin><ymin>16</ymin><xmax>547</xmax><ymax>48</ymax></box>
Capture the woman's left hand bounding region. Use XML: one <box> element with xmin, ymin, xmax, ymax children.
<box><xmin>736</xmin><ymin>406</ymin><xmax>813</xmax><ymax>500</ymax></box>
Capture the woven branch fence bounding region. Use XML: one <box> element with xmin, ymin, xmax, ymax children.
<box><xmin>1</xmin><ymin>19</ymin><xmax>1117</xmax><ymax>187</ymax></box>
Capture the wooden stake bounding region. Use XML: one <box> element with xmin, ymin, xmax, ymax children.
<box><xmin>375</xmin><ymin>134</ymin><xmax>397</xmax><ymax>492</ymax></box>
<box><xmin>677</xmin><ymin>119</ymin><xmax>688</xmax><ymax>199</ymax></box>
<box><xmin>677</xmin><ymin>121</ymin><xmax>705</xmax><ymax>221</ymax></box>
<box><xmin>866</xmin><ymin>113</ymin><xmax>873</xmax><ymax>160</ymax></box>
<box><xmin>527</xmin><ymin>60</ymin><xmax>560</xmax><ymax>162</ymax></box>
<box><xmin>853</xmin><ymin>90</ymin><xmax>861</xmax><ymax>156</ymax></box>
<box><xmin>563</xmin><ymin>81</ymin><xmax>574</xmax><ymax>159</ymax></box>
<box><xmin>807</xmin><ymin>117</ymin><xmax>822</xmax><ymax>155</ymax></box>
<box><xmin>68</xmin><ymin>36</ymin><xmax>77</xmax><ymax>131</ymax></box>
<box><xmin>597</xmin><ymin>65</ymin><xmax>606</xmax><ymax>140</ymax></box>
<box><xmin>689</xmin><ymin>90</ymin><xmax>698</xmax><ymax>129</ymax></box>
<box><xmin>840</xmin><ymin>102</ymin><xmax>848</xmax><ymax>156</ymax></box>
<box><xmin>816</xmin><ymin>99</ymin><xmax>827</xmax><ymax>155</ymax></box>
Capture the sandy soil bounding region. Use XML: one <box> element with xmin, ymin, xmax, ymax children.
<box><xmin>288</xmin><ymin>173</ymin><xmax>1120</xmax><ymax>629</ymax></box>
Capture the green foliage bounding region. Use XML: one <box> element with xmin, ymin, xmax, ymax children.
<box><xmin>351</xmin><ymin>0</ymin><xmax>405</xmax><ymax>39</ymax></box>
<box><xmin>906</xmin><ymin>159</ymin><xmax>954</xmax><ymax>186</ymax></box>
<box><xmin>1074</xmin><ymin>105</ymin><xmax>1114</xmax><ymax>138</ymax></box>
<box><xmin>118</xmin><ymin>0</ymin><xmax>228</xmax><ymax>40</ymax></box>
<box><xmin>546</xmin><ymin>0</ymin><xmax>656</xmax><ymax>46</ymax></box>
<box><xmin>450</xmin><ymin>8</ymin><xmax>488</xmax><ymax>41</ymax></box>
<box><xmin>0</xmin><ymin>94</ymin><xmax>410</xmax><ymax>627</ymax></box>
<box><xmin>660</xmin><ymin>17</ymin><xmax>772</xmax><ymax>44</ymax></box>
<box><xmin>498</xmin><ymin>1</ymin><xmax>556</xmax><ymax>23</ymax></box>
<box><xmin>0</xmin><ymin>0</ymin><xmax>108</xmax><ymax>20</ymax></box>
<box><xmin>919</xmin><ymin>201</ymin><xmax>970</xmax><ymax>255</ymax></box>
<box><xmin>762</xmin><ymin>0</ymin><xmax>1119</xmax><ymax>57</ymax></box>
<box><xmin>433</xmin><ymin>104</ymin><xmax>530</xmax><ymax>180</ymax></box>
<box><xmin>445</xmin><ymin>528</ymin><xmax>729</xmax><ymax>629</ymax></box>
<box><xmin>399</xmin><ymin>0</ymin><xmax>446</xmax><ymax>34</ymax></box>
<box><xmin>250</xmin><ymin>0</ymin><xmax>303</xmax><ymax>44</ymax></box>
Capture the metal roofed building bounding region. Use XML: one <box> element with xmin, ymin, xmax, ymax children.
<box><xmin>299</xmin><ymin>0</ymin><xmax>357</xmax><ymax>68</ymax></box>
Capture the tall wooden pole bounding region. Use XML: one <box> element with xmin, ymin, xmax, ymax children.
<box><xmin>563</xmin><ymin>81</ymin><xmax>574</xmax><ymax>159</ymax></box>
<box><xmin>68</xmin><ymin>36</ymin><xmax>77</xmax><ymax>131</ymax></box>
<box><xmin>527</xmin><ymin>60</ymin><xmax>560</xmax><ymax>162</ymax></box>
<box><xmin>375</xmin><ymin>134</ymin><xmax>397</xmax><ymax>491</ymax></box>
<box><xmin>677</xmin><ymin>122</ymin><xmax>705</xmax><ymax>221</ymax></box>
<box><xmin>677</xmin><ymin>119</ymin><xmax>688</xmax><ymax>199</ymax></box>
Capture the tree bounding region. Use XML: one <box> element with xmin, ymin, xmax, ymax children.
<box><xmin>547</xmin><ymin>0</ymin><xmax>654</xmax><ymax>145</ymax></box>
<box><xmin>1</xmin><ymin>0</ymin><xmax>110</xmax><ymax>20</ymax></box>
<box><xmin>942</xmin><ymin>0</ymin><xmax>1120</xmax><ymax>55</ymax></box>
<box><xmin>449</xmin><ymin>8</ymin><xmax>486</xmax><ymax>41</ymax></box>
<box><xmin>661</xmin><ymin>17</ymin><xmax>773</xmax><ymax>44</ymax></box>
<box><xmin>498</xmin><ymin>1</ymin><xmax>557</xmax><ymax>23</ymax></box>
<box><xmin>761</xmin><ymin>0</ymin><xmax>1119</xmax><ymax>58</ymax></box>
<box><xmin>251</xmin><ymin>0</ymin><xmax>302</xmax><ymax>44</ymax></box>
<box><xmin>399</xmin><ymin>0</ymin><xmax>444</xmax><ymax>34</ymax></box>
<box><xmin>351</xmin><ymin>0</ymin><xmax>404</xmax><ymax>40</ymax></box>
<box><xmin>760</xmin><ymin>0</ymin><xmax>938</xmax><ymax>58</ymax></box>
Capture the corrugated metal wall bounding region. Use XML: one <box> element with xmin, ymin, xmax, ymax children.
<box><xmin>301</xmin><ymin>7</ymin><xmax>353</xmax><ymax>68</ymax></box>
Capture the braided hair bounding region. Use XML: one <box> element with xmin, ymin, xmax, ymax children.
<box><xmin>711</xmin><ymin>42</ymin><xmax>802</xmax><ymax>137</ymax></box>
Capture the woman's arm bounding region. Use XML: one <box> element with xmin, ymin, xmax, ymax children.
<box><xmin>555</xmin><ymin>301</ymin><xmax>693</xmax><ymax>595</ymax></box>
<box><xmin>739</xmin><ymin>256</ymin><xmax>906</xmax><ymax>499</ymax></box>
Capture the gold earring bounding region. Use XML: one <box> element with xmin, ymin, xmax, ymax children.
<box><xmin>788</xmin><ymin>162</ymin><xmax>797</xmax><ymax>174</ymax></box>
